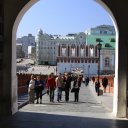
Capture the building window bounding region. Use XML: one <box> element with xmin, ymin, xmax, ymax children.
<box><xmin>62</xmin><ymin>48</ymin><xmax>66</xmax><ymax>56</ymax></box>
<box><xmin>90</xmin><ymin>48</ymin><xmax>94</xmax><ymax>57</ymax></box>
<box><xmin>104</xmin><ymin>31</ymin><xmax>107</xmax><ymax>34</ymax></box>
<box><xmin>71</xmin><ymin>48</ymin><xmax>75</xmax><ymax>56</ymax></box>
<box><xmin>80</xmin><ymin>48</ymin><xmax>84</xmax><ymax>57</ymax></box>
<box><xmin>104</xmin><ymin>57</ymin><xmax>110</xmax><ymax>67</ymax></box>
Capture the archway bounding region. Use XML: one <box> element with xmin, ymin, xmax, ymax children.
<box><xmin>11</xmin><ymin>0</ymin><xmax>39</xmax><ymax>115</ymax></box>
<box><xmin>11</xmin><ymin>0</ymin><xmax>124</xmax><ymax>118</ymax></box>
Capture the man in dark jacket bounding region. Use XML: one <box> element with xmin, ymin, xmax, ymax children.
<box><xmin>102</xmin><ymin>76</ymin><xmax>108</xmax><ymax>93</ymax></box>
<box><xmin>63</xmin><ymin>73</ymin><xmax>71</xmax><ymax>102</ymax></box>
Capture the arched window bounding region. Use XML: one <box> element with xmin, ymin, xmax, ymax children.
<box><xmin>80</xmin><ymin>48</ymin><xmax>84</xmax><ymax>57</ymax></box>
<box><xmin>90</xmin><ymin>48</ymin><xmax>94</xmax><ymax>57</ymax></box>
<box><xmin>104</xmin><ymin>57</ymin><xmax>110</xmax><ymax>67</ymax></box>
<box><xmin>62</xmin><ymin>47</ymin><xmax>66</xmax><ymax>56</ymax></box>
<box><xmin>71</xmin><ymin>48</ymin><xmax>75</xmax><ymax>56</ymax></box>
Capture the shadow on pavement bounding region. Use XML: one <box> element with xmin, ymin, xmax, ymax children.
<box><xmin>0</xmin><ymin>111</ymin><xmax>128</xmax><ymax>128</ymax></box>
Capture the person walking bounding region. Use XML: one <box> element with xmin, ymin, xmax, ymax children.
<box><xmin>46</xmin><ymin>73</ymin><xmax>56</xmax><ymax>102</ymax></box>
<box><xmin>35</xmin><ymin>76</ymin><xmax>45</xmax><ymax>104</ymax></box>
<box><xmin>95</xmin><ymin>79</ymin><xmax>100</xmax><ymax>96</ymax></box>
<box><xmin>102</xmin><ymin>76</ymin><xmax>108</xmax><ymax>93</ymax></box>
<box><xmin>92</xmin><ymin>76</ymin><xmax>95</xmax><ymax>84</ymax></box>
<box><xmin>55</xmin><ymin>73</ymin><xmax>63</xmax><ymax>102</ymax></box>
<box><xmin>28</xmin><ymin>75</ymin><xmax>35</xmax><ymax>104</ymax></box>
<box><xmin>63</xmin><ymin>73</ymin><xmax>71</xmax><ymax>102</ymax></box>
<box><xmin>85</xmin><ymin>76</ymin><xmax>89</xmax><ymax>86</ymax></box>
<box><xmin>73</xmin><ymin>76</ymin><xmax>81</xmax><ymax>102</ymax></box>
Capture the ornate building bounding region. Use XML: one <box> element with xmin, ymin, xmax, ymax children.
<box><xmin>35</xmin><ymin>26</ymin><xmax>115</xmax><ymax>76</ymax></box>
<box><xmin>56</xmin><ymin>33</ymin><xmax>115</xmax><ymax>76</ymax></box>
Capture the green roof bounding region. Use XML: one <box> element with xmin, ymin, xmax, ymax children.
<box><xmin>86</xmin><ymin>35</ymin><xmax>115</xmax><ymax>49</ymax></box>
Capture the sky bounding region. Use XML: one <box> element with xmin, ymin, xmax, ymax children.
<box><xmin>17</xmin><ymin>0</ymin><xmax>113</xmax><ymax>38</ymax></box>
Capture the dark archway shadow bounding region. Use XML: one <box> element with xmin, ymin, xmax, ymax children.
<box><xmin>0</xmin><ymin>111</ymin><xmax>128</xmax><ymax>128</ymax></box>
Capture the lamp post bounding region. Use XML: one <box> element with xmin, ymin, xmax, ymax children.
<box><xmin>97</xmin><ymin>39</ymin><xmax>102</xmax><ymax>96</ymax></box>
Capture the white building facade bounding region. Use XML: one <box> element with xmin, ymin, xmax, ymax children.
<box><xmin>28</xmin><ymin>46</ymin><xmax>35</xmax><ymax>59</ymax></box>
<box><xmin>35</xmin><ymin>29</ymin><xmax>57</xmax><ymax>65</ymax></box>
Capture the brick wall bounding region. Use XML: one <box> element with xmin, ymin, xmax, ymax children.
<box><xmin>94</xmin><ymin>75</ymin><xmax>114</xmax><ymax>93</ymax></box>
<box><xmin>17</xmin><ymin>73</ymin><xmax>48</xmax><ymax>95</ymax></box>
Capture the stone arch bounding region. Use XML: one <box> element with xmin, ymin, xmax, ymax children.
<box><xmin>11</xmin><ymin>0</ymin><xmax>39</xmax><ymax>115</ymax></box>
<box><xmin>9</xmin><ymin>0</ymin><xmax>124</xmax><ymax>118</ymax></box>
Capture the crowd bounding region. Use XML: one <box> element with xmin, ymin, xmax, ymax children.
<box><xmin>27</xmin><ymin>72</ymin><xmax>84</xmax><ymax>104</ymax></box>
<box><xmin>27</xmin><ymin>73</ymin><xmax>109</xmax><ymax>104</ymax></box>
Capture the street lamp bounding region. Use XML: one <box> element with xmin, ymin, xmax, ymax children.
<box><xmin>96</xmin><ymin>39</ymin><xmax>102</xmax><ymax>96</ymax></box>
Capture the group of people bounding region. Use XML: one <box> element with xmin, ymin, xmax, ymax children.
<box><xmin>28</xmin><ymin>75</ymin><xmax>45</xmax><ymax>104</ymax></box>
<box><xmin>28</xmin><ymin>72</ymin><xmax>82</xmax><ymax>104</ymax></box>
<box><xmin>46</xmin><ymin>72</ymin><xmax>82</xmax><ymax>102</ymax></box>
<box><xmin>28</xmin><ymin>73</ymin><xmax>109</xmax><ymax>103</ymax></box>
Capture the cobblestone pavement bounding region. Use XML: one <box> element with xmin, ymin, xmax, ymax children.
<box><xmin>1</xmin><ymin>83</ymin><xmax>128</xmax><ymax>128</ymax></box>
<box><xmin>20</xmin><ymin>83</ymin><xmax>111</xmax><ymax>118</ymax></box>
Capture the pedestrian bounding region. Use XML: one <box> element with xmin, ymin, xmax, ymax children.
<box><xmin>35</xmin><ymin>75</ymin><xmax>45</xmax><ymax>104</ymax></box>
<box><xmin>46</xmin><ymin>73</ymin><xmax>56</xmax><ymax>102</ymax></box>
<box><xmin>85</xmin><ymin>76</ymin><xmax>89</xmax><ymax>86</ymax></box>
<box><xmin>92</xmin><ymin>76</ymin><xmax>95</xmax><ymax>84</ymax></box>
<box><xmin>63</xmin><ymin>73</ymin><xmax>72</xmax><ymax>102</ymax></box>
<box><xmin>73</xmin><ymin>76</ymin><xmax>81</xmax><ymax>102</ymax></box>
<box><xmin>55</xmin><ymin>73</ymin><xmax>63</xmax><ymax>102</ymax></box>
<box><xmin>95</xmin><ymin>80</ymin><xmax>100</xmax><ymax>96</ymax></box>
<box><xmin>28</xmin><ymin>75</ymin><xmax>35</xmax><ymax>104</ymax></box>
<box><xmin>82</xmin><ymin>75</ymin><xmax>85</xmax><ymax>84</ymax></box>
<box><xmin>45</xmin><ymin>75</ymin><xmax>50</xmax><ymax>95</ymax></box>
<box><xmin>102</xmin><ymin>76</ymin><xmax>108</xmax><ymax>93</ymax></box>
